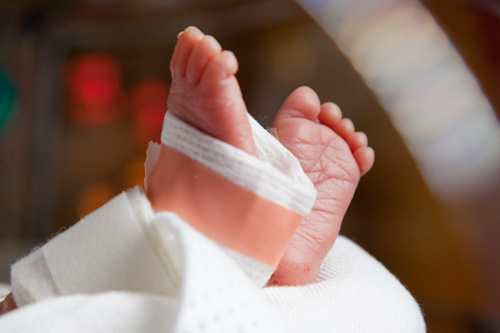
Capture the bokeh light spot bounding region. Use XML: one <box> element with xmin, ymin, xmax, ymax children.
<box><xmin>130</xmin><ymin>79</ymin><xmax>169</xmax><ymax>147</ymax></box>
<box><xmin>65</xmin><ymin>54</ymin><xmax>124</xmax><ymax>127</ymax></box>
<box><xmin>0</xmin><ymin>68</ymin><xmax>16</xmax><ymax>134</ymax></box>
<box><xmin>122</xmin><ymin>156</ymin><xmax>147</xmax><ymax>189</ymax></box>
<box><xmin>77</xmin><ymin>183</ymin><xmax>116</xmax><ymax>217</ymax></box>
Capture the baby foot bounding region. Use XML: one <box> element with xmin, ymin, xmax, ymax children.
<box><xmin>151</xmin><ymin>27</ymin><xmax>373</xmax><ymax>287</ymax></box>
<box><xmin>269</xmin><ymin>86</ymin><xmax>375</xmax><ymax>286</ymax></box>
<box><xmin>167</xmin><ymin>26</ymin><xmax>257</xmax><ymax>156</ymax></box>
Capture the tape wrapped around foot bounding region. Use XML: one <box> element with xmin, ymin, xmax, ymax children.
<box><xmin>146</xmin><ymin>112</ymin><xmax>317</xmax><ymax>268</ymax></box>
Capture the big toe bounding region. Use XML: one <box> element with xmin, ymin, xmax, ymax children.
<box><xmin>272</xmin><ymin>86</ymin><xmax>321</xmax><ymax>126</ymax></box>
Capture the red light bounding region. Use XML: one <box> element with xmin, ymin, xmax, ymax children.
<box><xmin>65</xmin><ymin>54</ymin><xmax>124</xmax><ymax>127</ymax></box>
<box><xmin>131</xmin><ymin>79</ymin><xmax>169</xmax><ymax>146</ymax></box>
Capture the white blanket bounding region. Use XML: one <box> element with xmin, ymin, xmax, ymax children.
<box><xmin>2</xmin><ymin>113</ymin><xmax>426</xmax><ymax>332</ymax></box>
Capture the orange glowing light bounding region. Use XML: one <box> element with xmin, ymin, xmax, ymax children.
<box><xmin>77</xmin><ymin>183</ymin><xmax>116</xmax><ymax>217</ymax></box>
<box><xmin>122</xmin><ymin>156</ymin><xmax>147</xmax><ymax>189</ymax></box>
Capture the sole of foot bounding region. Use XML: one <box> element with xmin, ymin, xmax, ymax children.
<box><xmin>269</xmin><ymin>86</ymin><xmax>375</xmax><ymax>286</ymax></box>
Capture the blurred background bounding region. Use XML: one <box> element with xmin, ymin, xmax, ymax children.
<box><xmin>0</xmin><ymin>0</ymin><xmax>499</xmax><ymax>331</ymax></box>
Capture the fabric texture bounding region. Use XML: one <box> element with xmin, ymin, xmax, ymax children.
<box><xmin>3</xmin><ymin>112</ymin><xmax>426</xmax><ymax>332</ymax></box>
<box><xmin>4</xmin><ymin>205</ymin><xmax>426</xmax><ymax>332</ymax></box>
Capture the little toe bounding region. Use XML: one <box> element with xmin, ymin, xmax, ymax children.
<box><xmin>318</xmin><ymin>102</ymin><xmax>342</xmax><ymax>127</ymax></box>
<box><xmin>354</xmin><ymin>146</ymin><xmax>375</xmax><ymax>176</ymax></box>
<box><xmin>272</xmin><ymin>86</ymin><xmax>321</xmax><ymax>125</ymax></box>
<box><xmin>332</xmin><ymin>118</ymin><xmax>355</xmax><ymax>139</ymax></box>
<box><xmin>186</xmin><ymin>35</ymin><xmax>222</xmax><ymax>84</ymax></box>
<box><xmin>171</xmin><ymin>26</ymin><xmax>205</xmax><ymax>78</ymax></box>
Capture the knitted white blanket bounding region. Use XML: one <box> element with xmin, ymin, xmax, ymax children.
<box><xmin>1</xmin><ymin>113</ymin><xmax>425</xmax><ymax>332</ymax></box>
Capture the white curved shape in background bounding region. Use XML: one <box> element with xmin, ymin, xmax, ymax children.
<box><xmin>298</xmin><ymin>0</ymin><xmax>500</xmax><ymax>199</ymax></box>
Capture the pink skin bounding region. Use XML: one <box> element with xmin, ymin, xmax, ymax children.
<box><xmin>268</xmin><ymin>86</ymin><xmax>374</xmax><ymax>285</ymax></box>
<box><xmin>0</xmin><ymin>28</ymin><xmax>375</xmax><ymax>314</ymax></box>
<box><xmin>153</xmin><ymin>26</ymin><xmax>374</xmax><ymax>285</ymax></box>
<box><xmin>167</xmin><ymin>27</ymin><xmax>257</xmax><ymax>157</ymax></box>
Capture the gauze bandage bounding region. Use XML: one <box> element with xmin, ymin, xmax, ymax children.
<box><xmin>146</xmin><ymin>112</ymin><xmax>317</xmax><ymax>268</ymax></box>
